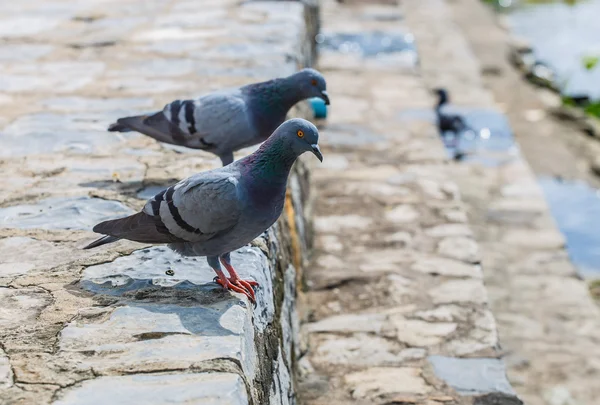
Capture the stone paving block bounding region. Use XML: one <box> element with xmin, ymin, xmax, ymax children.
<box><xmin>0</xmin><ymin>44</ymin><xmax>54</xmax><ymax>62</ymax></box>
<box><xmin>0</xmin><ymin>287</ymin><xmax>52</xmax><ymax>330</ymax></box>
<box><xmin>52</xmin><ymin>373</ymin><xmax>249</xmax><ymax>405</ymax></box>
<box><xmin>345</xmin><ymin>367</ymin><xmax>431</xmax><ymax>399</ymax></box>
<box><xmin>0</xmin><ymin>237</ymin><xmax>79</xmax><ymax>278</ymax></box>
<box><xmin>0</xmin><ymin>348</ymin><xmax>12</xmax><ymax>389</ymax></box>
<box><xmin>0</xmin><ymin>16</ymin><xmax>60</xmax><ymax>38</ymax></box>
<box><xmin>0</xmin><ymin>62</ymin><xmax>105</xmax><ymax>93</ymax></box>
<box><xmin>0</xmin><ymin>197</ymin><xmax>135</xmax><ymax>230</ymax></box>
<box><xmin>38</xmin><ymin>97</ymin><xmax>155</xmax><ymax>112</ymax></box>
<box><xmin>311</xmin><ymin>333</ymin><xmax>426</xmax><ymax>367</ymax></box>
<box><xmin>0</xmin><ymin>112</ymin><xmax>134</xmax><ymax>156</ymax></box>
<box><xmin>80</xmin><ymin>246</ymin><xmax>275</xmax><ymax>327</ymax></box>
<box><xmin>429</xmin><ymin>356</ymin><xmax>516</xmax><ymax>396</ymax></box>
<box><xmin>59</xmin><ymin>304</ymin><xmax>256</xmax><ymax>376</ymax></box>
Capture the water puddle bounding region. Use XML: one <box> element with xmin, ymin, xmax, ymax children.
<box><xmin>317</xmin><ymin>31</ymin><xmax>418</xmax><ymax>68</ymax></box>
<box><xmin>503</xmin><ymin>0</ymin><xmax>600</xmax><ymax>99</ymax></box>
<box><xmin>397</xmin><ymin>107</ymin><xmax>518</xmax><ymax>166</ymax></box>
<box><xmin>538</xmin><ymin>176</ymin><xmax>600</xmax><ymax>278</ymax></box>
<box><xmin>318</xmin><ymin>31</ymin><xmax>415</xmax><ymax>57</ymax></box>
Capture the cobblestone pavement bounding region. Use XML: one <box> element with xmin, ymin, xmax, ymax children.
<box><xmin>406</xmin><ymin>0</ymin><xmax>600</xmax><ymax>404</ymax></box>
<box><xmin>0</xmin><ymin>1</ymin><xmax>314</xmax><ymax>404</ymax></box>
<box><xmin>299</xmin><ymin>1</ymin><xmax>519</xmax><ymax>404</ymax></box>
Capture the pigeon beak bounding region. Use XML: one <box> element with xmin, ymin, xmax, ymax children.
<box><xmin>311</xmin><ymin>144</ymin><xmax>323</xmax><ymax>162</ymax></box>
<box><xmin>320</xmin><ymin>90</ymin><xmax>330</xmax><ymax>105</ymax></box>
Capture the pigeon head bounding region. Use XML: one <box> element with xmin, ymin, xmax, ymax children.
<box><xmin>433</xmin><ymin>88</ymin><xmax>449</xmax><ymax>106</ymax></box>
<box><xmin>273</xmin><ymin>118</ymin><xmax>323</xmax><ymax>162</ymax></box>
<box><xmin>290</xmin><ymin>68</ymin><xmax>329</xmax><ymax>105</ymax></box>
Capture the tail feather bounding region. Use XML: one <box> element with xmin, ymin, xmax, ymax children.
<box><xmin>108</xmin><ymin>122</ymin><xmax>133</xmax><ymax>132</ymax></box>
<box><xmin>83</xmin><ymin>235</ymin><xmax>120</xmax><ymax>250</ymax></box>
<box><xmin>109</xmin><ymin>113</ymin><xmax>188</xmax><ymax>146</ymax></box>
<box><xmin>92</xmin><ymin>212</ymin><xmax>185</xmax><ymax>245</ymax></box>
<box><xmin>107</xmin><ymin>115</ymin><xmax>148</xmax><ymax>133</ymax></box>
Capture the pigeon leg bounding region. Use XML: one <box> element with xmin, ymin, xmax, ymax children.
<box><xmin>219</xmin><ymin>253</ymin><xmax>258</xmax><ymax>301</ymax></box>
<box><xmin>219</xmin><ymin>152</ymin><xmax>234</xmax><ymax>166</ymax></box>
<box><xmin>207</xmin><ymin>256</ymin><xmax>255</xmax><ymax>302</ymax></box>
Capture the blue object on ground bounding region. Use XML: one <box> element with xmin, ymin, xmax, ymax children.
<box><xmin>309</xmin><ymin>97</ymin><xmax>327</xmax><ymax>119</ymax></box>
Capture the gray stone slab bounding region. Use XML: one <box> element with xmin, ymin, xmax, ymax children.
<box><xmin>5</xmin><ymin>156</ymin><xmax>146</xmax><ymax>195</ymax></box>
<box><xmin>106</xmin><ymin>59</ymin><xmax>196</xmax><ymax>78</ymax></box>
<box><xmin>38</xmin><ymin>97</ymin><xmax>154</xmax><ymax>112</ymax></box>
<box><xmin>0</xmin><ymin>197</ymin><xmax>134</xmax><ymax>230</ymax></box>
<box><xmin>52</xmin><ymin>372</ymin><xmax>248</xmax><ymax>405</ymax></box>
<box><xmin>0</xmin><ymin>17</ymin><xmax>60</xmax><ymax>38</ymax></box>
<box><xmin>105</xmin><ymin>77</ymin><xmax>188</xmax><ymax>94</ymax></box>
<box><xmin>0</xmin><ymin>237</ymin><xmax>78</xmax><ymax>277</ymax></box>
<box><xmin>81</xmin><ymin>246</ymin><xmax>275</xmax><ymax>329</ymax></box>
<box><xmin>0</xmin><ymin>348</ymin><xmax>13</xmax><ymax>389</ymax></box>
<box><xmin>0</xmin><ymin>287</ymin><xmax>52</xmax><ymax>330</ymax></box>
<box><xmin>428</xmin><ymin>356</ymin><xmax>516</xmax><ymax>396</ymax></box>
<box><xmin>0</xmin><ymin>112</ymin><xmax>135</xmax><ymax>156</ymax></box>
<box><xmin>0</xmin><ymin>44</ymin><xmax>54</xmax><ymax>62</ymax></box>
<box><xmin>139</xmin><ymin>40</ymin><xmax>208</xmax><ymax>56</ymax></box>
<box><xmin>59</xmin><ymin>303</ymin><xmax>257</xmax><ymax>377</ymax></box>
<box><xmin>0</xmin><ymin>62</ymin><xmax>105</xmax><ymax>93</ymax></box>
<box><xmin>322</xmin><ymin>124</ymin><xmax>384</xmax><ymax>146</ymax></box>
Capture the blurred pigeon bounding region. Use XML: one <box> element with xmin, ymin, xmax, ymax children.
<box><xmin>84</xmin><ymin>119</ymin><xmax>323</xmax><ymax>302</ymax></box>
<box><xmin>109</xmin><ymin>69</ymin><xmax>329</xmax><ymax>166</ymax></box>
<box><xmin>434</xmin><ymin>88</ymin><xmax>476</xmax><ymax>160</ymax></box>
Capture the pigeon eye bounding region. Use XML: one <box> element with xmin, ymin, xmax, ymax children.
<box><xmin>297</xmin><ymin>130</ymin><xmax>304</xmax><ymax>138</ymax></box>
<box><xmin>311</xmin><ymin>79</ymin><xmax>317</xmax><ymax>86</ymax></box>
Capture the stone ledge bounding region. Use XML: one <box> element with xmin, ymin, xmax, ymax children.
<box><xmin>0</xmin><ymin>1</ymin><xmax>316</xmax><ymax>404</ymax></box>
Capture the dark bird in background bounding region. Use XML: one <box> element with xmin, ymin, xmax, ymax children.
<box><xmin>434</xmin><ymin>88</ymin><xmax>475</xmax><ymax>160</ymax></box>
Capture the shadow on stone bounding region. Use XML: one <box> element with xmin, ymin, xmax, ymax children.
<box><xmin>473</xmin><ymin>392</ymin><xmax>524</xmax><ymax>405</ymax></box>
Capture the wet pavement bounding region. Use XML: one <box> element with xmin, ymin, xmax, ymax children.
<box><xmin>539</xmin><ymin>177</ymin><xmax>600</xmax><ymax>278</ymax></box>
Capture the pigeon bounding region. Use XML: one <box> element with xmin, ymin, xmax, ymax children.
<box><xmin>108</xmin><ymin>68</ymin><xmax>330</xmax><ymax>166</ymax></box>
<box><xmin>84</xmin><ymin>118</ymin><xmax>323</xmax><ymax>302</ymax></box>
<box><xmin>434</xmin><ymin>88</ymin><xmax>476</xmax><ymax>160</ymax></box>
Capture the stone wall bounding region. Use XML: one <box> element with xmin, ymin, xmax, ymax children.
<box><xmin>0</xmin><ymin>1</ymin><xmax>316</xmax><ymax>404</ymax></box>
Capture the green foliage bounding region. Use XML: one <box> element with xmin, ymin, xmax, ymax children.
<box><xmin>582</xmin><ymin>55</ymin><xmax>600</xmax><ymax>71</ymax></box>
<box><xmin>561</xmin><ymin>96</ymin><xmax>577</xmax><ymax>107</ymax></box>
<box><xmin>584</xmin><ymin>102</ymin><xmax>600</xmax><ymax>118</ymax></box>
<box><xmin>561</xmin><ymin>96</ymin><xmax>600</xmax><ymax>119</ymax></box>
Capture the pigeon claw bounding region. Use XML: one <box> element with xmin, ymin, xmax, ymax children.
<box><xmin>214</xmin><ymin>276</ymin><xmax>258</xmax><ymax>303</ymax></box>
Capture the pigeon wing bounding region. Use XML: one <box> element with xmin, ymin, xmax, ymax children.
<box><xmin>142</xmin><ymin>170</ymin><xmax>243</xmax><ymax>243</ymax></box>
<box><xmin>184</xmin><ymin>90</ymin><xmax>254</xmax><ymax>151</ymax></box>
<box><xmin>92</xmin><ymin>171</ymin><xmax>242</xmax><ymax>245</ymax></box>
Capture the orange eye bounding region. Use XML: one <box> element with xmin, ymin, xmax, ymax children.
<box><xmin>311</xmin><ymin>79</ymin><xmax>317</xmax><ymax>86</ymax></box>
<box><xmin>297</xmin><ymin>130</ymin><xmax>304</xmax><ymax>138</ymax></box>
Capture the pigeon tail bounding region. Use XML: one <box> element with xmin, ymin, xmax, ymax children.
<box><xmin>108</xmin><ymin>115</ymin><xmax>148</xmax><ymax>133</ymax></box>
<box><xmin>83</xmin><ymin>235</ymin><xmax>120</xmax><ymax>250</ymax></box>
<box><xmin>108</xmin><ymin>122</ymin><xmax>133</xmax><ymax>132</ymax></box>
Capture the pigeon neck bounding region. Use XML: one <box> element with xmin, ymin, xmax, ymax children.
<box><xmin>249</xmin><ymin>78</ymin><xmax>304</xmax><ymax>115</ymax></box>
<box><xmin>243</xmin><ymin>135</ymin><xmax>296</xmax><ymax>186</ymax></box>
<box><xmin>436</xmin><ymin>95</ymin><xmax>448</xmax><ymax>109</ymax></box>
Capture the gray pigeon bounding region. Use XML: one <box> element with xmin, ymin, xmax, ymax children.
<box><xmin>84</xmin><ymin>118</ymin><xmax>323</xmax><ymax>302</ymax></box>
<box><xmin>108</xmin><ymin>69</ymin><xmax>329</xmax><ymax>166</ymax></box>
